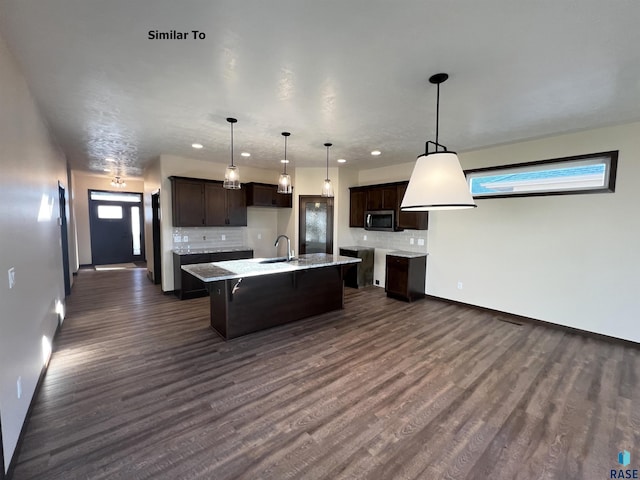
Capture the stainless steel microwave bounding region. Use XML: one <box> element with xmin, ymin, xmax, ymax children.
<box><xmin>365</xmin><ymin>210</ymin><xmax>395</xmax><ymax>231</ymax></box>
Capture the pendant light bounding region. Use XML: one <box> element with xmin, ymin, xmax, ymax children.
<box><xmin>321</xmin><ymin>142</ymin><xmax>334</xmax><ymax>198</ymax></box>
<box><xmin>401</xmin><ymin>73</ymin><xmax>476</xmax><ymax>211</ymax></box>
<box><xmin>224</xmin><ymin>117</ymin><xmax>241</xmax><ymax>189</ymax></box>
<box><xmin>277</xmin><ymin>132</ymin><xmax>292</xmax><ymax>194</ymax></box>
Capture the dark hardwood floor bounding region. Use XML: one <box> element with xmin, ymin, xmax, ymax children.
<box><xmin>10</xmin><ymin>268</ymin><xmax>640</xmax><ymax>479</ymax></box>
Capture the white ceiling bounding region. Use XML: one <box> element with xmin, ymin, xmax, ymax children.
<box><xmin>1</xmin><ymin>0</ymin><xmax>639</xmax><ymax>178</ymax></box>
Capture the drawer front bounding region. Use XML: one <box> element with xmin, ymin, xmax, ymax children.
<box><xmin>211</xmin><ymin>250</ymin><xmax>253</xmax><ymax>262</ymax></box>
<box><xmin>387</xmin><ymin>255</ymin><xmax>409</xmax><ymax>268</ymax></box>
<box><xmin>180</xmin><ymin>254</ymin><xmax>211</xmax><ymax>265</ymax></box>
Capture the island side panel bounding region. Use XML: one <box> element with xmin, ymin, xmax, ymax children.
<box><xmin>215</xmin><ymin>265</ymin><xmax>345</xmax><ymax>340</ymax></box>
<box><xmin>208</xmin><ymin>280</ymin><xmax>229</xmax><ymax>339</ymax></box>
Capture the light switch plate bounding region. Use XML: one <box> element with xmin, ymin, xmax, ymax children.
<box><xmin>418</xmin><ymin>238</ymin><xmax>425</xmax><ymax>246</ymax></box>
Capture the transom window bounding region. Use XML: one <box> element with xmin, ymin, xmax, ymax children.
<box><xmin>466</xmin><ymin>151</ymin><xmax>618</xmax><ymax>199</ymax></box>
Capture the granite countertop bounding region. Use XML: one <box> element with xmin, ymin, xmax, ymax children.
<box><xmin>339</xmin><ymin>245</ymin><xmax>375</xmax><ymax>251</ymax></box>
<box><xmin>182</xmin><ymin>253</ymin><xmax>361</xmax><ymax>282</ymax></box>
<box><xmin>172</xmin><ymin>246</ymin><xmax>253</xmax><ymax>255</ymax></box>
<box><xmin>388</xmin><ymin>250</ymin><xmax>428</xmax><ymax>258</ymax></box>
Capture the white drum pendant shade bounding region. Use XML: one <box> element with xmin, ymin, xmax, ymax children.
<box><xmin>401</xmin><ymin>152</ymin><xmax>476</xmax><ymax>211</ymax></box>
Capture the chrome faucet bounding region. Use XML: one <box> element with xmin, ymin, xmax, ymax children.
<box><xmin>274</xmin><ymin>235</ymin><xmax>293</xmax><ymax>261</ymax></box>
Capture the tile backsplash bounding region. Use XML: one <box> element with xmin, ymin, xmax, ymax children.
<box><xmin>172</xmin><ymin>226</ymin><xmax>247</xmax><ymax>250</ymax></box>
<box><xmin>347</xmin><ymin>228</ymin><xmax>428</xmax><ymax>253</ymax></box>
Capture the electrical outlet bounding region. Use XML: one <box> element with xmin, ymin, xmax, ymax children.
<box><xmin>221</xmin><ymin>234</ymin><xmax>226</xmax><ymax>241</ymax></box>
<box><xmin>8</xmin><ymin>267</ymin><xmax>15</xmax><ymax>289</ymax></box>
<box><xmin>202</xmin><ymin>235</ymin><xmax>206</xmax><ymax>241</ymax></box>
<box><xmin>410</xmin><ymin>238</ymin><xmax>415</xmax><ymax>245</ymax></box>
<box><xmin>257</xmin><ymin>233</ymin><xmax>262</xmax><ymax>239</ymax></box>
<box><xmin>418</xmin><ymin>238</ymin><xmax>425</xmax><ymax>246</ymax></box>
<box><xmin>17</xmin><ymin>376</ymin><xmax>22</xmax><ymax>399</ymax></box>
<box><xmin>363</xmin><ymin>234</ymin><xmax>367</xmax><ymax>241</ymax></box>
<box><xmin>375</xmin><ymin>279</ymin><xmax>380</xmax><ymax>285</ymax></box>
<box><xmin>182</xmin><ymin>235</ymin><xmax>188</xmax><ymax>242</ymax></box>
<box><xmin>457</xmin><ymin>281</ymin><xmax>463</xmax><ymax>290</ymax></box>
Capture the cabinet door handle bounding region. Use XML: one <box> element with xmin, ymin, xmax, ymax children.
<box><xmin>366</xmin><ymin>214</ymin><xmax>371</xmax><ymax>228</ymax></box>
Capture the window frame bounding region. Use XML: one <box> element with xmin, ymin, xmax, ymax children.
<box><xmin>464</xmin><ymin>150</ymin><xmax>618</xmax><ymax>200</ymax></box>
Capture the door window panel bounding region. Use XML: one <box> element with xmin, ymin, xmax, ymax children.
<box><xmin>131</xmin><ymin>206</ymin><xmax>141</xmax><ymax>255</ymax></box>
<box><xmin>97</xmin><ymin>205</ymin><xmax>123</xmax><ymax>219</ymax></box>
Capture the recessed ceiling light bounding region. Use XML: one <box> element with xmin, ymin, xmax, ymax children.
<box><xmin>241</xmin><ymin>152</ymin><xmax>251</xmax><ymax>157</ymax></box>
<box><xmin>337</xmin><ymin>158</ymin><xmax>347</xmax><ymax>163</ymax></box>
<box><xmin>371</xmin><ymin>150</ymin><xmax>381</xmax><ymax>156</ymax></box>
<box><xmin>105</xmin><ymin>157</ymin><xmax>115</xmax><ymax>162</ymax></box>
<box><xmin>280</xmin><ymin>159</ymin><xmax>290</xmax><ymax>164</ymax></box>
<box><xmin>192</xmin><ymin>143</ymin><xmax>203</xmax><ymax>149</ymax></box>
<box><xmin>103</xmin><ymin>168</ymin><xmax>111</xmax><ymax>172</ymax></box>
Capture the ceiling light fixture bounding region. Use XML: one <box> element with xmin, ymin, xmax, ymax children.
<box><xmin>401</xmin><ymin>73</ymin><xmax>477</xmax><ymax>211</ymax></box>
<box><xmin>192</xmin><ymin>143</ymin><xmax>203</xmax><ymax>149</ymax></box>
<box><xmin>277</xmin><ymin>132</ymin><xmax>292</xmax><ymax>194</ymax></box>
<box><xmin>111</xmin><ymin>176</ymin><xmax>126</xmax><ymax>188</ymax></box>
<box><xmin>337</xmin><ymin>158</ymin><xmax>346</xmax><ymax>164</ymax></box>
<box><xmin>321</xmin><ymin>143</ymin><xmax>334</xmax><ymax>198</ymax></box>
<box><xmin>371</xmin><ymin>150</ymin><xmax>381</xmax><ymax>156</ymax></box>
<box><xmin>223</xmin><ymin>117</ymin><xmax>241</xmax><ymax>189</ymax></box>
<box><xmin>241</xmin><ymin>152</ymin><xmax>251</xmax><ymax>157</ymax></box>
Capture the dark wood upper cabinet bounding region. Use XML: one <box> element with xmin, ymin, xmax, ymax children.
<box><xmin>349</xmin><ymin>181</ymin><xmax>428</xmax><ymax>230</ymax></box>
<box><xmin>349</xmin><ymin>188</ymin><xmax>367</xmax><ymax>227</ymax></box>
<box><xmin>171</xmin><ymin>177</ymin><xmax>205</xmax><ymax>226</ymax></box>
<box><xmin>170</xmin><ymin>176</ymin><xmax>247</xmax><ymax>227</ymax></box>
<box><xmin>396</xmin><ymin>182</ymin><xmax>429</xmax><ymax>230</ymax></box>
<box><xmin>204</xmin><ymin>182</ymin><xmax>226</xmax><ymax>226</ymax></box>
<box><xmin>245</xmin><ymin>182</ymin><xmax>292</xmax><ymax>208</ymax></box>
<box><xmin>226</xmin><ymin>187</ymin><xmax>248</xmax><ymax>225</ymax></box>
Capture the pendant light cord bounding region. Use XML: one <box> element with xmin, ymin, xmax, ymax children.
<box><xmin>435</xmin><ymin>82</ymin><xmax>440</xmax><ymax>150</ymax></box>
<box><xmin>230</xmin><ymin>122</ymin><xmax>234</xmax><ymax>167</ymax></box>
<box><xmin>326</xmin><ymin>145</ymin><xmax>329</xmax><ymax>179</ymax></box>
<box><xmin>284</xmin><ymin>135</ymin><xmax>287</xmax><ymax>174</ymax></box>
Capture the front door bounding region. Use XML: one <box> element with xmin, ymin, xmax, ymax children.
<box><xmin>89</xmin><ymin>191</ymin><xmax>144</xmax><ymax>265</ymax></box>
<box><xmin>299</xmin><ymin>195</ymin><xmax>334</xmax><ymax>254</ymax></box>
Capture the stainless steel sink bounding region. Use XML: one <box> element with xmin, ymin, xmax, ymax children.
<box><xmin>258</xmin><ymin>257</ymin><xmax>289</xmax><ymax>264</ymax></box>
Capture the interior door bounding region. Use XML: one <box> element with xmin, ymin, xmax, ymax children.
<box><xmin>151</xmin><ymin>191</ymin><xmax>162</xmax><ymax>284</ymax></box>
<box><xmin>299</xmin><ymin>195</ymin><xmax>334</xmax><ymax>254</ymax></box>
<box><xmin>58</xmin><ymin>183</ymin><xmax>71</xmax><ymax>296</ymax></box>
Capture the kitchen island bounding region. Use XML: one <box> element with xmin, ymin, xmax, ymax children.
<box><xmin>182</xmin><ymin>253</ymin><xmax>361</xmax><ymax>339</ymax></box>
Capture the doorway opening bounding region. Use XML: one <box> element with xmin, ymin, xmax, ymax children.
<box><xmin>88</xmin><ymin>190</ymin><xmax>145</xmax><ymax>266</ymax></box>
<box><xmin>298</xmin><ymin>195</ymin><xmax>334</xmax><ymax>255</ymax></box>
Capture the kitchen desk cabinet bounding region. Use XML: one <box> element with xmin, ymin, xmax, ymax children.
<box><xmin>385</xmin><ymin>252</ymin><xmax>426</xmax><ymax>302</ymax></box>
<box><xmin>339</xmin><ymin>246</ymin><xmax>374</xmax><ymax>288</ymax></box>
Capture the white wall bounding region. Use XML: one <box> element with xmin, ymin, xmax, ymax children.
<box><xmin>71</xmin><ymin>171</ymin><xmax>144</xmax><ymax>265</ymax></box>
<box><xmin>143</xmin><ymin>157</ymin><xmax>161</xmax><ymax>283</ymax></box>
<box><xmin>157</xmin><ymin>154</ymin><xmax>293</xmax><ymax>290</ymax></box>
<box><xmin>427</xmin><ymin>123</ymin><xmax>640</xmax><ymax>342</ymax></box>
<box><xmin>0</xmin><ymin>33</ymin><xmax>68</xmax><ymax>472</ymax></box>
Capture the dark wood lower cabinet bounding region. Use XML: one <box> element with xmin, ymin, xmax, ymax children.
<box><xmin>209</xmin><ymin>265</ymin><xmax>346</xmax><ymax>340</ymax></box>
<box><xmin>173</xmin><ymin>250</ymin><xmax>253</xmax><ymax>299</ymax></box>
<box><xmin>385</xmin><ymin>253</ymin><xmax>427</xmax><ymax>302</ymax></box>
